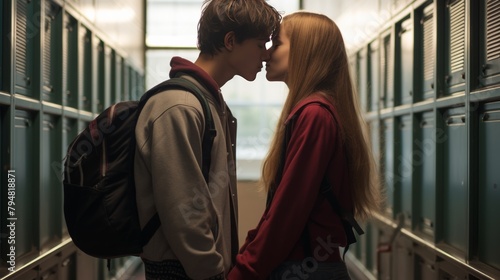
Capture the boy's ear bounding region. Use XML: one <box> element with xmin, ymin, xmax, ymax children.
<box><xmin>224</xmin><ymin>31</ymin><xmax>236</xmax><ymax>51</ymax></box>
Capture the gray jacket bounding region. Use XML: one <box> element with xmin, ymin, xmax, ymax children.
<box><xmin>134</xmin><ymin>70</ymin><xmax>238</xmax><ymax>279</ymax></box>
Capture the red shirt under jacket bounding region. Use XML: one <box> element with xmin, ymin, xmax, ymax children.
<box><xmin>228</xmin><ymin>93</ymin><xmax>354</xmax><ymax>280</ymax></box>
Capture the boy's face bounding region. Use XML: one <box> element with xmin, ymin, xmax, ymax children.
<box><xmin>228</xmin><ymin>37</ymin><xmax>270</xmax><ymax>81</ymax></box>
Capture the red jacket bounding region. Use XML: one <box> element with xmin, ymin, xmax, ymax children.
<box><xmin>228</xmin><ymin>94</ymin><xmax>353</xmax><ymax>280</ymax></box>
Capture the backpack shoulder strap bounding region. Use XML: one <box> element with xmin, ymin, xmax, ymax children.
<box><xmin>138</xmin><ymin>77</ymin><xmax>217</xmax><ymax>247</ymax></box>
<box><xmin>274</xmin><ymin>100</ymin><xmax>364</xmax><ymax>260</ymax></box>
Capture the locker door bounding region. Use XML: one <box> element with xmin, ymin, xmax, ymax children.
<box><xmin>113</xmin><ymin>53</ymin><xmax>123</xmax><ymax>103</ymax></box>
<box><xmin>382</xmin><ymin>34</ymin><xmax>394</xmax><ymax>108</ymax></box>
<box><xmin>62</xmin><ymin>118</ymin><xmax>78</xmax><ymax>236</ymax></box>
<box><xmin>415</xmin><ymin>111</ymin><xmax>436</xmax><ymax>239</ymax></box>
<box><xmin>358</xmin><ymin>48</ymin><xmax>368</xmax><ymax>112</ymax></box>
<box><xmin>79</xmin><ymin>26</ymin><xmax>92</xmax><ymax>112</ymax></box>
<box><xmin>0</xmin><ymin>0</ymin><xmax>3</xmax><ymax>91</ymax></box>
<box><xmin>382</xmin><ymin>118</ymin><xmax>395</xmax><ymax>218</ymax></box>
<box><xmin>104</xmin><ymin>45</ymin><xmax>112</xmax><ymax>109</ymax></box>
<box><xmin>369</xmin><ymin>40</ymin><xmax>380</xmax><ymax>112</ymax></box>
<box><xmin>62</xmin><ymin>13</ymin><xmax>78</xmax><ymax>108</ymax></box>
<box><xmin>94</xmin><ymin>37</ymin><xmax>105</xmax><ymax>112</ymax></box>
<box><xmin>419</xmin><ymin>4</ymin><xmax>435</xmax><ymax>100</ymax></box>
<box><xmin>440</xmin><ymin>107</ymin><xmax>467</xmax><ymax>253</ymax></box>
<box><xmin>40</xmin><ymin>114</ymin><xmax>62</xmax><ymax>249</ymax></box>
<box><xmin>42</xmin><ymin>1</ymin><xmax>62</xmax><ymax>103</ymax></box>
<box><xmin>443</xmin><ymin>0</ymin><xmax>466</xmax><ymax>95</ymax></box>
<box><xmin>122</xmin><ymin>63</ymin><xmax>130</xmax><ymax>101</ymax></box>
<box><xmin>477</xmin><ymin>101</ymin><xmax>500</xmax><ymax>270</ymax></box>
<box><xmin>398</xmin><ymin>18</ymin><xmax>413</xmax><ymax>105</ymax></box>
<box><xmin>15</xmin><ymin>0</ymin><xmax>37</xmax><ymax>97</ymax></box>
<box><xmin>480</xmin><ymin>0</ymin><xmax>500</xmax><ymax>86</ymax></box>
<box><xmin>397</xmin><ymin>115</ymin><xmax>412</xmax><ymax>227</ymax></box>
<box><xmin>14</xmin><ymin>110</ymin><xmax>36</xmax><ymax>258</ymax></box>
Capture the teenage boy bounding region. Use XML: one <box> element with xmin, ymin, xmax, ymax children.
<box><xmin>134</xmin><ymin>0</ymin><xmax>281</xmax><ymax>279</ymax></box>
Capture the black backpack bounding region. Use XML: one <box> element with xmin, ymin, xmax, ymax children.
<box><xmin>63</xmin><ymin>77</ymin><xmax>216</xmax><ymax>259</ymax></box>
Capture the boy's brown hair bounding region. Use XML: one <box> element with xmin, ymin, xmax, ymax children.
<box><xmin>198</xmin><ymin>0</ymin><xmax>282</xmax><ymax>56</ymax></box>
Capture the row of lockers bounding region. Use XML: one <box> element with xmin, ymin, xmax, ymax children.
<box><xmin>348</xmin><ymin>0</ymin><xmax>500</xmax><ymax>279</ymax></box>
<box><xmin>355</xmin><ymin>0</ymin><xmax>500</xmax><ymax>112</ymax></box>
<box><xmin>1</xmin><ymin>0</ymin><xmax>144</xmax><ymax>112</ymax></box>
<box><xmin>0</xmin><ymin>0</ymin><xmax>144</xmax><ymax>278</ymax></box>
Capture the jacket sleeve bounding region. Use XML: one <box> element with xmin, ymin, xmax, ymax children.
<box><xmin>148</xmin><ymin>102</ymin><xmax>224</xmax><ymax>279</ymax></box>
<box><xmin>228</xmin><ymin>104</ymin><xmax>338</xmax><ymax>280</ymax></box>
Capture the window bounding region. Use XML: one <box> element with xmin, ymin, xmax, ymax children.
<box><xmin>145</xmin><ymin>0</ymin><xmax>299</xmax><ymax>180</ymax></box>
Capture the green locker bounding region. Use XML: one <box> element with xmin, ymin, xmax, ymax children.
<box><xmin>62</xmin><ymin>117</ymin><xmax>78</xmax><ymax>236</ymax></box>
<box><xmin>15</xmin><ymin>0</ymin><xmax>38</xmax><ymax>97</ymax></box>
<box><xmin>417</xmin><ymin>4</ymin><xmax>435</xmax><ymax>101</ymax></box>
<box><xmin>382</xmin><ymin>33</ymin><xmax>394</xmax><ymax>108</ymax></box>
<box><xmin>442</xmin><ymin>0</ymin><xmax>466</xmax><ymax>95</ymax></box>
<box><xmin>0</xmin><ymin>0</ymin><xmax>3</xmax><ymax>91</ymax></box>
<box><xmin>479</xmin><ymin>0</ymin><xmax>500</xmax><ymax>87</ymax></box>
<box><xmin>14</xmin><ymin>110</ymin><xmax>37</xmax><ymax>259</ymax></box>
<box><xmin>440</xmin><ymin>107</ymin><xmax>467</xmax><ymax>253</ymax></box>
<box><xmin>40</xmin><ymin>114</ymin><xmax>62</xmax><ymax>250</ymax></box>
<box><xmin>357</xmin><ymin>48</ymin><xmax>368</xmax><ymax>112</ymax></box>
<box><xmin>113</xmin><ymin>52</ymin><xmax>123</xmax><ymax>103</ymax></box>
<box><xmin>79</xmin><ymin>25</ymin><xmax>92</xmax><ymax>112</ymax></box>
<box><xmin>104</xmin><ymin>45</ymin><xmax>112</xmax><ymax>109</ymax></box>
<box><xmin>42</xmin><ymin>1</ymin><xmax>62</xmax><ymax>104</ymax></box>
<box><xmin>396</xmin><ymin>115</ymin><xmax>412</xmax><ymax>227</ymax></box>
<box><xmin>129</xmin><ymin>67</ymin><xmax>138</xmax><ymax>100</ymax></box>
<box><xmin>382</xmin><ymin>118</ymin><xmax>395</xmax><ymax>218</ymax></box>
<box><xmin>369</xmin><ymin>40</ymin><xmax>379</xmax><ymax>112</ymax></box>
<box><xmin>415</xmin><ymin>111</ymin><xmax>436</xmax><ymax>239</ymax></box>
<box><xmin>94</xmin><ymin>37</ymin><xmax>105</xmax><ymax>112</ymax></box>
<box><xmin>397</xmin><ymin>18</ymin><xmax>413</xmax><ymax>105</ymax></box>
<box><xmin>415</xmin><ymin>253</ymin><xmax>438</xmax><ymax>280</ymax></box>
<box><xmin>122</xmin><ymin>63</ymin><xmax>130</xmax><ymax>101</ymax></box>
<box><xmin>62</xmin><ymin>12</ymin><xmax>78</xmax><ymax>108</ymax></box>
<box><xmin>477</xmin><ymin>101</ymin><xmax>500</xmax><ymax>270</ymax></box>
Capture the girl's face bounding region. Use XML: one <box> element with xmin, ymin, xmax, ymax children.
<box><xmin>265</xmin><ymin>25</ymin><xmax>290</xmax><ymax>83</ymax></box>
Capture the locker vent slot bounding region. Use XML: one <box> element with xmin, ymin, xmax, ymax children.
<box><xmin>423</xmin><ymin>13</ymin><xmax>434</xmax><ymax>81</ymax></box>
<box><xmin>486</xmin><ymin>0</ymin><xmax>500</xmax><ymax>61</ymax></box>
<box><xmin>16</xmin><ymin>0</ymin><xmax>28</xmax><ymax>76</ymax></box>
<box><xmin>449</xmin><ymin>0</ymin><xmax>465</xmax><ymax>73</ymax></box>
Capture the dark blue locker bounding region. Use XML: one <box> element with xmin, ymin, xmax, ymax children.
<box><xmin>442</xmin><ymin>0</ymin><xmax>466</xmax><ymax>95</ymax></box>
<box><xmin>382</xmin><ymin>118</ymin><xmax>395</xmax><ymax>218</ymax></box>
<box><xmin>62</xmin><ymin>13</ymin><xmax>78</xmax><ymax>108</ymax></box>
<box><xmin>14</xmin><ymin>110</ymin><xmax>36</xmax><ymax>258</ymax></box>
<box><xmin>440</xmin><ymin>107</ymin><xmax>467</xmax><ymax>253</ymax></box>
<box><xmin>42</xmin><ymin>1</ymin><xmax>62</xmax><ymax>103</ymax></box>
<box><xmin>397</xmin><ymin>18</ymin><xmax>413</xmax><ymax>105</ymax></box>
<box><xmin>396</xmin><ymin>115</ymin><xmax>412</xmax><ymax>227</ymax></box>
<box><xmin>477</xmin><ymin>101</ymin><xmax>500</xmax><ymax>270</ymax></box>
<box><xmin>479</xmin><ymin>0</ymin><xmax>500</xmax><ymax>87</ymax></box>
<box><xmin>415</xmin><ymin>111</ymin><xmax>436</xmax><ymax>239</ymax></box>
<box><xmin>40</xmin><ymin>114</ymin><xmax>62</xmax><ymax>249</ymax></box>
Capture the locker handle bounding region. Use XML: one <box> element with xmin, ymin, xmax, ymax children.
<box><xmin>61</xmin><ymin>258</ymin><xmax>71</xmax><ymax>267</ymax></box>
<box><xmin>482</xmin><ymin>113</ymin><xmax>500</xmax><ymax>122</ymax></box>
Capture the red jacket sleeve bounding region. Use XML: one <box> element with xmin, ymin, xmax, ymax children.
<box><xmin>228</xmin><ymin>104</ymin><xmax>338</xmax><ymax>280</ymax></box>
